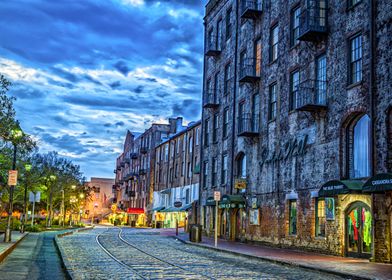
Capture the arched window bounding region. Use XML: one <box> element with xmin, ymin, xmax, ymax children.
<box><xmin>237</xmin><ymin>153</ymin><xmax>247</xmax><ymax>179</ymax></box>
<box><xmin>352</xmin><ymin>114</ymin><xmax>370</xmax><ymax>178</ymax></box>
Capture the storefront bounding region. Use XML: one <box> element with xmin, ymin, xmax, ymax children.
<box><xmin>161</xmin><ymin>207</ymin><xmax>187</xmax><ymax>228</ymax></box>
<box><xmin>127</xmin><ymin>208</ymin><xmax>145</xmax><ymax>227</ymax></box>
<box><xmin>318</xmin><ymin>179</ymin><xmax>372</xmax><ymax>258</ymax></box>
<box><xmin>219</xmin><ymin>195</ymin><xmax>246</xmax><ymax>241</ymax></box>
<box><xmin>152</xmin><ymin>206</ymin><xmax>165</xmax><ymax>228</ymax></box>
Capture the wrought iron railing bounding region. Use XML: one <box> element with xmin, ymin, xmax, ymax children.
<box><xmin>238</xmin><ymin>113</ymin><xmax>260</xmax><ymax>136</ymax></box>
<box><xmin>295</xmin><ymin>79</ymin><xmax>327</xmax><ymax>109</ymax></box>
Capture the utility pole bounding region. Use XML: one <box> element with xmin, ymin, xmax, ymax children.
<box><xmin>4</xmin><ymin>144</ymin><xmax>18</xmax><ymax>242</ymax></box>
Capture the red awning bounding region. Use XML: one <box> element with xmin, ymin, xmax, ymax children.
<box><xmin>127</xmin><ymin>208</ymin><xmax>144</xmax><ymax>214</ymax></box>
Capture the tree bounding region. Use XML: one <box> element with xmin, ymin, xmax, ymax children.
<box><xmin>0</xmin><ymin>74</ymin><xmax>16</xmax><ymax>139</ymax></box>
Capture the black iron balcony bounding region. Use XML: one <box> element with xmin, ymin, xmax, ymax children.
<box><xmin>239</xmin><ymin>58</ymin><xmax>261</xmax><ymax>83</ymax></box>
<box><xmin>295</xmin><ymin>79</ymin><xmax>328</xmax><ymax>112</ymax></box>
<box><xmin>238</xmin><ymin>113</ymin><xmax>260</xmax><ymax>137</ymax></box>
<box><xmin>124</xmin><ymin>157</ymin><xmax>130</xmax><ymax>164</ymax></box>
<box><xmin>120</xmin><ymin>161</ymin><xmax>125</xmax><ymax>167</ymax></box>
<box><xmin>240</xmin><ymin>0</ymin><xmax>263</xmax><ymax>19</ymax></box>
<box><xmin>205</xmin><ymin>37</ymin><xmax>222</xmax><ymax>56</ymax></box>
<box><xmin>140</xmin><ymin>147</ymin><xmax>148</xmax><ymax>154</ymax></box>
<box><xmin>139</xmin><ymin>168</ymin><xmax>147</xmax><ymax>175</ymax></box>
<box><xmin>130</xmin><ymin>152</ymin><xmax>138</xmax><ymax>159</ymax></box>
<box><xmin>116</xmin><ymin>165</ymin><xmax>121</xmax><ymax>171</ymax></box>
<box><xmin>113</xmin><ymin>169</ymin><xmax>117</xmax><ymax>174</ymax></box>
<box><xmin>298</xmin><ymin>1</ymin><xmax>328</xmax><ymax>42</ymax></box>
<box><xmin>203</xmin><ymin>89</ymin><xmax>220</xmax><ymax>108</ymax></box>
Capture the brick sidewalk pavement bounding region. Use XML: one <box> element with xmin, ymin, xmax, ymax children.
<box><xmin>160</xmin><ymin>228</ymin><xmax>392</xmax><ymax>280</ymax></box>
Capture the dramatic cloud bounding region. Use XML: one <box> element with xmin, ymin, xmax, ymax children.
<box><xmin>0</xmin><ymin>0</ymin><xmax>204</xmax><ymax>179</ymax></box>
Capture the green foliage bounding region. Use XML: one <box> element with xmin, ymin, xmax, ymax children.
<box><xmin>25</xmin><ymin>225</ymin><xmax>41</xmax><ymax>232</ymax></box>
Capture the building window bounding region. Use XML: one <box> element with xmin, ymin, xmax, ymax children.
<box><xmin>316</xmin><ymin>54</ymin><xmax>327</xmax><ymax>104</ymax></box>
<box><xmin>290</xmin><ymin>6</ymin><xmax>301</xmax><ymax>47</ymax></box>
<box><xmin>269</xmin><ymin>24</ymin><xmax>279</xmax><ymax>62</ymax></box>
<box><xmin>185</xmin><ymin>189</ymin><xmax>190</xmax><ymax>204</ymax></box>
<box><xmin>188</xmin><ymin>162</ymin><xmax>192</xmax><ymax>178</ymax></box>
<box><xmin>224</xmin><ymin>63</ymin><xmax>231</xmax><ymax>95</ymax></box>
<box><xmin>349</xmin><ymin>34</ymin><xmax>362</xmax><ymax>84</ymax></box>
<box><xmin>252</xmin><ymin>94</ymin><xmax>260</xmax><ymax>132</ymax></box>
<box><xmin>175</xmin><ymin>163</ymin><xmax>178</xmax><ymax>178</ymax></box>
<box><xmin>195</xmin><ymin>127</ymin><xmax>200</xmax><ymax>145</ymax></box>
<box><xmin>214</xmin><ymin>72</ymin><xmax>220</xmax><ymax>99</ymax></box>
<box><xmin>237</xmin><ymin>153</ymin><xmax>247</xmax><ymax>179</ymax></box>
<box><xmin>212</xmin><ymin>157</ymin><xmax>217</xmax><ymax>187</ymax></box>
<box><xmin>213</xmin><ymin>113</ymin><xmax>219</xmax><ymax>143</ymax></box>
<box><xmin>221</xmin><ymin>154</ymin><xmax>228</xmax><ymax>185</ymax></box>
<box><xmin>183</xmin><ymin>134</ymin><xmax>187</xmax><ymax>151</ymax></box>
<box><xmin>181</xmin><ymin>162</ymin><xmax>185</xmax><ymax>176</ymax></box>
<box><xmin>164</xmin><ymin>144</ymin><xmax>168</xmax><ymax>162</ymax></box>
<box><xmin>226</xmin><ymin>8</ymin><xmax>232</xmax><ymax>40</ymax></box>
<box><xmin>240</xmin><ymin>50</ymin><xmax>247</xmax><ymax>73</ymax></box>
<box><xmin>290</xmin><ymin>70</ymin><xmax>300</xmax><ymax>110</ymax></box>
<box><xmin>204</xmin><ymin>119</ymin><xmax>210</xmax><ymax>147</ymax></box>
<box><xmin>269</xmin><ymin>83</ymin><xmax>277</xmax><ymax>120</ymax></box>
<box><xmin>315</xmin><ymin>199</ymin><xmax>326</xmax><ymax>237</ymax></box>
<box><xmin>223</xmin><ymin>108</ymin><xmax>229</xmax><ymax>138</ymax></box>
<box><xmin>203</xmin><ymin>161</ymin><xmax>208</xmax><ymax>188</ymax></box>
<box><xmin>289</xmin><ymin>200</ymin><xmax>297</xmax><ymax>235</ymax></box>
<box><xmin>176</xmin><ymin>138</ymin><xmax>180</xmax><ymax>153</ymax></box>
<box><xmin>217</xmin><ymin>18</ymin><xmax>222</xmax><ymax>50</ymax></box>
<box><xmin>352</xmin><ymin>114</ymin><xmax>371</xmax><ymax>178</ymax></box>
<box><xmin>348</xmin><ymin>0</ymin><xmax>361</xmax><ymax>8</ymax></box>
<box><xmin>189</xmin><ymin>136</ymin><xmax>193</xmax><ymax>153</ymax></box>
<box><xmin>255</xmin><ymin>38</ymin><xmax>262</xmax><ymax>76</ymax></box>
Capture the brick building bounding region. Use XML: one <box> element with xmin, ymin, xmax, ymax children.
<box><xmin>114</xmin><ymin>117</ymin><xmax>185</xmax><ymax>226</ymax></box>
<box><xmin>152</xmin><ymin>121</ymin><xmax>201</xmax><ymax>228</ymax></box>
<box><xmin>200</xmin><ymin>0</ymin><xmax>392</xmax><ymax>262</ymax></box>
<box><xmin>84</xmin><ymin>177</ymin><xmax>115</xmax><ymax>222</ymax></box>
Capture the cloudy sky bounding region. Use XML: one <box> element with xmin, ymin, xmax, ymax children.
<box><xmin>0</xmin><ymin>0</ymin><xmax>205</xmax><ymax>180</ymax></box>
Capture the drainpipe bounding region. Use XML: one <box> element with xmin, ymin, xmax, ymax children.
<box><xmin>369</xmin><ymin>0</ymin><xmax>376</xmax><ymax>262</ymax></box>
<box><xmin>230</xmin><ymin>0</ymin><xmax>240</xmax><ymax>196</ymax></box>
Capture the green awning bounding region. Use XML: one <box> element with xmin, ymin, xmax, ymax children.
<box><xmin>152</xmin><ymin>206</ymin><xmax>165</xmax><ymax>211</ymax></box>
<box><xmin>319</xmin><ymin>179</ymin><xmax>364</xmax><ymax>197</ymax></box>
<box><xmin>220</xmin><ymin>195</ymin><xmax>245</xmax><ymax>208</ymax></box>
<box><xmin>161</xmin><ymin>189</ymin><xmax>171</xmax><ymax>194</ymax></box>
<box><xmin>180</xmin><ymin>204</ymin><xmax>192</xmax><ymax>211</ymax></box>
<box><xmin>363</xmin><ymin>173</ymin><xmax>392</xmax><ymax>193</ymax></box>
<box><xmin>161</xmin><ymin>206</ymin><xmax>184</xmax><ymax>213</ymax></box>
<box><xmin>206</xmin><ymin>197</ymin><xmax>216</xmax><ymax>206</ymax></box>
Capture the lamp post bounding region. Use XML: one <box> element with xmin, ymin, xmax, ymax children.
<box><xmin>4</xmin><ymin>126</ymin><xmax>23</xmax><ymax>242</ymax></box>
<box><xmin>60</xmin><ymin>189</ymin><xmax>64</xmax><ymax>227</ymax></box>
<box><xmin>20</xmin><ymin>163</ymin><xmax>32</xmax><ymax>233</ymax></box>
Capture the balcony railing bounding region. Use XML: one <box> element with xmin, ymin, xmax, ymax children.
<box><xmin>295</xmin><ymin>79</ymin><xmax>328</xmax><ymax>112</ymax></box>
<box><xmin>203</xmin><ymin>89</ymin><xmax>220</xmax><ymax>108</ymax></box>
<box><xmin>205</xmin><ymin>36</ymin><xmax>222</xmax><ymax>56</ymax></box>
<box><xmin>240</xmin><ymin>0</ymin><xmax>263</xmax><ymax>19</ymax></box>
<box><xmin>298</xmin><ymin>0</ymin><xmax>328</xmax><ymax>41</ymax></box>
<box><xmin>130</xmin><ymin>152</ymin><xmax>138</xmax><ymax>159</ymax></box>
<box><xmin>120</xmin><ymin>161</ymin><xmax>125</xmax><ymax>167</ymax></box>
<box><xmin>239</xmin><ymin>58</ymin><xmax>261</xmax><ymax>83</ymax></box>
<box><xmin>140</xmin><ymin>147</ymin><xmax>148</xmax><ymax>154</ymax></box>
<box><xmin>238</xmin><ymin>113</ymin><xmax>260</xmax><ymax>137</ymax></box>
<box><xmin>113</xmin><ymin>169</ymin><xmax>117</xmax><ymax>174</ymax></box>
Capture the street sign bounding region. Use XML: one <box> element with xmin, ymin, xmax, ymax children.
<box><xmin>8</xmin><ymin>170</ymin><xmax>17</xmax><ymax>186</ymax></box>
<box><xmin>29</xmin><ymin>192</ymin><xmax>35</xmax><ymax>202</ymax></box>
<box><xmin>214</xmin><ymin>191</ymin><xmax>221</xmax><ymax>201</ymax></box>
<box><xmin>36</xmin><ymin>192</ymin><xmax>41</xmax><ymax>202</ymax></box>
<box><xmin>29</xmin><ymin>191</ymin><xmax>41</xmax><ymax>203</ymax></box>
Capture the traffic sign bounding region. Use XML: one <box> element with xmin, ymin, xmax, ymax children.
<box><xmin>8</xmin><ymin>170</ymin><xmax>17</xmax><ymax>186</ymax></box>
<box><xmin>214</xmin><ymin>191</ymin><xmax>221</xmax><ymax>201</ymax></box>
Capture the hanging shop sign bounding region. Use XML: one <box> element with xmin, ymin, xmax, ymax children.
<box><xmin>325</xmin><ymin>197</ymin><xmax>335</xmax><ymax>220</ymax></box>
<box><xmin>8</xmin><ymin>170</ymin><xmax>18</xmax><ymax>186</ymax></box>
<box><xmin>249</xmin><ymin>209</ymin><xmax>260</xmax><ymax>225</ymax></box>
<box><xmin>260</xmin><ymin>135</ymin><xmax>309</xmax><ymax>168</ymax></box>
<box><xmin>234</xmin><ymin>178</ymin><xmax>247</xmax><ymax>189</ymax></box>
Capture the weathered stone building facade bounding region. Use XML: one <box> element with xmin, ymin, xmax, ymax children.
<box><xmin>84</xmin><ymin>177</ymin><xmax>115</xmax><ymax>221</ymax></box>
<box><xmin>201</xmin><ymin>0</ymin><xmax>392</xmax><ymax>262</ymax></box>
<box><xmin>114</xmin><ymin>117</ymin><xmax>184</xmax><ymax>226</ymax></box>
<box><xmin>152</xmin><ymin>121</ymin><xmax>201</xmax><ymax>228</ymax></box>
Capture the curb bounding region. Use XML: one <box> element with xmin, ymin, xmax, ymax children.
<box><xmin>0</xmin><ymin>232</ymin><xmax>29</xmax><ymax>264</ymax></box>
<box><xmin>54</xmin><ymin>226</ymin><xmax>95</xmax><ymax>280</ymax></box>
<box><xmin>171</xmin><ymin>236</ymin><xmax>370</xmax><ymax>280</ymax></box>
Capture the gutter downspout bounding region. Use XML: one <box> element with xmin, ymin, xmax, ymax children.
<box><xmin>230</xmin><ymin>0</ymin><xmax>240</xmax><ymax>196</ymax></box>
<box><xmin>369</xmin><ymin>0</ymin><xmax>376</xmax><ymax>262</ymax></box>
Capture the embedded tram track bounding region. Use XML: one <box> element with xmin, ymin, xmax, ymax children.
<box><xmin>96</xmin><ymin>227</ymin><xmax>214</xmax><ymax>280</ymax></box>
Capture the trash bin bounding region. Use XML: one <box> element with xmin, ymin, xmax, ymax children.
<box><xmin>190</xmin><ymin>224</ymin><xmax>202</xmax><ymax>243</ymax></box>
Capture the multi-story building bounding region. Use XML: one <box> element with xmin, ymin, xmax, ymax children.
<box><xmin>201</xmin><ymin>0</ymin><xmax>392</xmax><ymax>262</ymax></box>
<box><xmin>84</xmin><ymin>177</ymin><xmax>115</xmax><ymax>222</ymax></box>
<box><xmin>114</xmin><ymin>117</ymin><xmax>185</xmax><ymax>226</ymax></box>
<box><xmin>152</xmin><ymin>121</ymin><xmax>201</xmax><ymax>228</ymax></box>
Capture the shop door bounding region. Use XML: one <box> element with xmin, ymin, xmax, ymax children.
<box><xmin>220</xmin><ymin>210</ymin><xmax>226</xmax><ymax>238</ymax></box>
<box><xmin>345</xmin><ymin>202</ymin><xmax>372</xmax><ymax>258</ymax></box>
<box><xmin>235</xmin><ymin>209</ymin><xmax>242</xmax><ymax>241</ymax></box>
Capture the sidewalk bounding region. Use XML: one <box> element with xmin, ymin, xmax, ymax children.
<box><xmin>0</xmin><ymin>231</ymin><xmax>29</xmax><ymax>263</ymax></box>
<box><xmin>161</xmin><ymin>228</ymin><xmax>392</xmax><ymax>280</ymax></box>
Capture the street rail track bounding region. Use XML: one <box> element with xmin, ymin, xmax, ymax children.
<box><xmin>96</xmin><ymin>227</ymin><xmax>214</xmax><ymax>280</ymax></box>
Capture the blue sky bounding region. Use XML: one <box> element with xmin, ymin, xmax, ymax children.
<box><xmin>0</xmin><ymin>0</ymin><xmax>205</xmax><ymax>180</ymax></box>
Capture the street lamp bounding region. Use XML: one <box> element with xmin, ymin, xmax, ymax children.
<box><xmin>4</xmin><ymin>125</ymin><xmax>23</xmax><ymax>242</ymax></box>
<box><xmin>20</xmin><ymin>163</ymin><xmax>32</xmax><ymax>233</ymax></box>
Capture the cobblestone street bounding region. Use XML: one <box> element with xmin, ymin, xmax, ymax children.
<box><xmin>56</xmin><ymin>227</ymin><xmax>345</xmax><ymax>280</ymax></box>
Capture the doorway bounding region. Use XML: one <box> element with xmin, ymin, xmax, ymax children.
<box><xmin>345</xmin><ymin>202</ymin><xmax>372</xmax><ymax>258</ymax></box>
